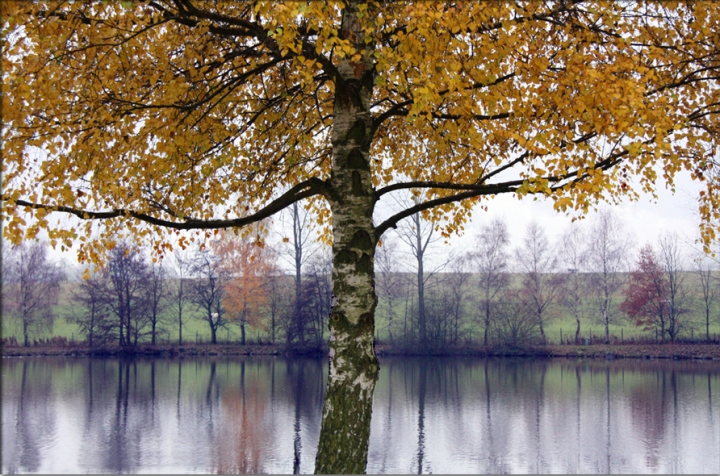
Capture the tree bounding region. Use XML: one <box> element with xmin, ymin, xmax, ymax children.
<box><xmin>515</xmin><ymin>222</ymin><xmax>563</xmax><ymax>344</ymax></box>
<box><xmin>300</xmin><ymin>250</ymin><xmax>334</xmax><ymax>348</ymax></box>
<box><xmin>215</xmin><ymin>229</ymin><xmax>273</xmax><ymax>345</ymax></box>
<box><xmin>442</xmin><ymin>254</ymin><xmax>472</xmax><ymax>345</ymax></box>
<box><xmin>493</xmin><ymin>289</ymin><xmax>539</xmax><ymax>348</ymax></box>
<box><xmin>693</xmin><ymin>253</ymin><xmax>719</xmax><ymax>342</ymax></box>
<box><xmin>621</xmin><ymin>245</ymin><xmax>669</xmax><ymax>342</ymax></box>
<box><xmin>5</xmin><ymin>3</ymin><xmax>720</xmax><ymax>472</ymax></box>
<box><xmin>278</xmin><ymin>202</ymin><xmax>321</xmax><ymax>346</ymax></box>
<box><xmin>375</xmin><ymin>237</ymin><xmax>403</xmax><ymax>344</ymax></box>
<box><xmin>658</xmin><ymin>234</ymin><xmax>692</xmax><ymax>342</ymax></box>
<box><xmin>2</xmin><ymin>242</ymin><xmax>64</xmax><ymax>346</ymax></box>
<box><xmin>104</xmin><ymin>244</ymin><xmax>151</xmax><ymax>347</ymax></box>
<box><xmin>395</xmin><ymin>210</ymin><xmax>436</xmax><ymax>347</ymax></box>
<box><xmin>188</xmin><ymin>248</ymin><xmax>229</xmax><ymax>345</ymax></box>
<box><xmin>70</xmin><ymin>267</ymin><xmax>114</xmax><ymax>346</ymax></box>
<box><xmin>559</xmin><ymin>223</ymin><xmax>589</xmax><ymax>343</ymax></box>
<box><xmin>145</xmin><ymin>260</ymin><xmax>170</xmax><ymax>345</ymax></box>
<box><xmin>472</xmin><ymin>218</ymin><xmax>511</xmax><ymax>346</ymax></box>
<box><xmin>168</xmin><ymin>250</ymin><xmax>192</xmax><ymax>345</ymax></box>
<box><xmin>262</xmin><ymin>251</ymin><xmax>285</xmax><ymax>345</ymax></box>
<box><xmin>587</xmin><ymin>210</ymin><xmax>632</xmax><ymax>344</ymax></box>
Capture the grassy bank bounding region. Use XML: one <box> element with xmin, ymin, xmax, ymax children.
<box><xmin>4</xmin><ymin>341</ymin><xmax>719</xmax><ymax>360</ymax></box>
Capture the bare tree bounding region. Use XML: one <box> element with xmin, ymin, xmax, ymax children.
<box><xmin>302</xmin><ymin>249</ymin><xmax>333</xmax><ymax>348</ymax></box>
<box><xmin>493</xmin><ymin>289</ymin><xmax>540</xmax><ymax>348</ymax></box>
<box><xmin>104</xmin><ymin>244</ymin><xmax>150</xmax><ymax>347</ymax></box>
<box><xmin>168</xmin><ymin>250</ymin><xmax>192</xmax><ymax>345</ymax></box>
<box><xmin>375</xmin><ymin>237</ymin><xmax>404</xmax><ymax>344</ymax></box>
<box><xmin>515</xmin><ymin>222</ymin><xmax>563</xmax><ymax>344</ymax></box>
<box><xmin>443</xmin><ymin>255</ymin><xmax>472</xmax><ymax>345</ymax></box>
<box><xmin>70</xmin><ymin>267</ymin><xmax>114</xmax><ymax>346</ymax></box>
<box><xmin>262</xmin><ymin>247</ymin><xmax>286</xmax><ymax>344</ymax></box>
<box><xmin>658</xmin><ymin>234</ymin><xmax>692</xmax><ymax>342</ymax></box>
<box><xmin>560</xmin><ymin>223</ymin><xmax>590</xmax><ymax>343</ymax></box>
<box><xmin>395</xmin><ymin>210</ymin><xmax>447</xmax><ymax>348</ymax></box>
<box><xmin>694</xmin><ymin>253</ymin><xmax>719</xmax><ymax>341</ymax></box>
<box><xmin>145</xmin><ymin>260</ymin><xmax>169</xmax><ymax>345</ymax></box>
<box><xmin>471</xmin><ymin>218</ymin><xmax>511</xmax><ymax>346</ymax></box>
<box><xmin>3</xmin><ymin>242</ymin><xmax>64</xmax><ymax>346</ymax></box>
<box><xmin>587</xmin><ymin>210</ymin><xmax>632</xmax><ymax>344</ymax></box>
<box><xmin>188</xmin><ymin>248</ymin><xmax>229</xmax><ymax>344</ymax></box>
<box><xmin>278</xmin><ymin>202</ymin><xmax>320</xmax><ymax>346</ymax></box>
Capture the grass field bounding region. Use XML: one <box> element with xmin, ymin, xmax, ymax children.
<box><xmin>3</xmin><ymin>274</ymin><xmax>720</xmax><ymax>346</ymax></box>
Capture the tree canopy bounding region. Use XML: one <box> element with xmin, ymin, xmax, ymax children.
<box><xmin>3</xmin><ymin>2</ymin><xmax>720</xmax><ymax>473</ymax></box>
<box><xmin>3</xmin><ymin>1</ymin><xmax>720</xmax><ymax>254</ymax></box>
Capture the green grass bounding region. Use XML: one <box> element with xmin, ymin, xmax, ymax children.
<box><xmin>4</xmin><ymin>272</ymin><xmax>720</xmax><ymax>346</ymax></box>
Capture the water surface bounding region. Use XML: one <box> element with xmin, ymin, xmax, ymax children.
<box><xmin>2</xmin><ymin>356</ymin><xmax>719</xmax><ymax>473</ymax></box>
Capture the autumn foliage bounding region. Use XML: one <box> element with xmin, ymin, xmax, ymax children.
<box><xmin>213</xmin><ymin>228</ymin><xmax>275</xmax><ymax>345</ymax></box>
<box><xmin>3</xmin><ymin>2</ymin><xmax>720</xmax><ymax>252</ymax></box>
<box><xmin>620</xmin><ymin>245</ymin><xmax>668</xmax><ymax>340</ymax></box>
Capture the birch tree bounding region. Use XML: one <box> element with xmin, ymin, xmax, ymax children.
<box><xmin>5</xmin><ymin>2</ymin><xmax>720</xmax><ymax>472</ymax></box>
<box><xmin>587</xmin><ymin>210</ymin><xmax>632</xmax><ymax>344</ymax></box>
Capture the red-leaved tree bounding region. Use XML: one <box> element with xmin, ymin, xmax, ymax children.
<box><xmin>620</xmin><ymin>245</ymin><xmax>669</xmax><ymax>343</ymax></box>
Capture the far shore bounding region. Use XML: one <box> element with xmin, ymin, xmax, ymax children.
<box><xmin>2</xmin><ymin>342</ymin><xmax>720</xmax><ymax>360</ymax></box>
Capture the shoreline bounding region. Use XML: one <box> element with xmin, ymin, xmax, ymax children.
<box><xmin>2</xmin><ymin>342</ymin><xmax>720</xmax><ymax>360</ymax></box>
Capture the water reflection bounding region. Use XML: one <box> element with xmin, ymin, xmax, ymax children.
<box><xmin>2</xmin><ymin>357</ymin><xmax>720</xmax><ymax>474</ymax></box>
<box><xmin>366</xmin><ymin>358</ymin><xmax>720</xmax><ymax>474</ymax></box>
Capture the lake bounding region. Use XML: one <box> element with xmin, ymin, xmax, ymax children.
<box><xmin>2</xmin><ymin>356</ymin><xmax>719</xmax><ymax>474</ymax></box>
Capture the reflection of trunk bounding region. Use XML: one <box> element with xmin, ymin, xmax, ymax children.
<box><xmin>151</xmin><ymin>361</ymin><xmax>156</xmax><ymax>419</ymax></box>
<box><xmin>314</xmin><ymin>3</ymin><xmax>379</xmax><ymax>472</ymax></box>
<box><xmin>17</xmin><ymin>361</ymin><xmax>41</xmax><ymax>472</ymax></box>
<box><xmin>176</xmin><ymin>360</ymin><xmax>182</xmax><ymax>420</ymax></box>
<box><xmin>206</xmin><ymin>362</ymin><xmax>216</xmax><ymax>406</ymax></box>
<box><xmin>416</xmin><ymin>362</ymin><xmax>427</xmax><ymax>474</ymax></box>
<box><xmin>292</xmin><ymin>363</ymin><xmax>304</xmax><ymax>474</ymax></box>
<box><xmin>576</xmin><ymin>367</ymin><xmax>582</xmax><ymax>447</ymax></box>
<box><xmin>605</xmin><ymin>368</ymin><xmax>611</xmax><ymax>473</ymax></box>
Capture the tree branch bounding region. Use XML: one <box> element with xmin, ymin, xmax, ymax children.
<box><xmin>3</xmin><ymin>179</ymin><xmax>327</xmax><ymax>231</ymax></box>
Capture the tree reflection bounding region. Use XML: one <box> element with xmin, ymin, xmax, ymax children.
<box><xmin>12</xmin><ymin>361</ymin><xmax>51</xmax><ymax>472</ymax></box>
<box><xmin>3</xmin><ymin>357</ymin><xmax>720</xmax><ymax>474</ymax></box>
<box><xmin>415</xmin><ymin>360</ymin><xmax>426</xmax><ymax>474</ymax></box>
<box><xmin>216</xmin><ymin>382</ymin><xmax>267</xmax><ymax>473</ymax></box>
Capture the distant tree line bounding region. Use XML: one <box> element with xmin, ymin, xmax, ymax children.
<box><xmin>374</xmin><ymin>209</ymin><xmax>720</xmax><ymax>350</ymax></box>
<box><xmin>3</xmin><ymin>209</ymin><xmax>720</xmax><ymax>349</ymax></box>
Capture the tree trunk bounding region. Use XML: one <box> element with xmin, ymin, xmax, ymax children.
<box><xmin>415</xmin><ymin>215</ymin><xmax>427</xmax><ymax>347</ymax></box>
<box><xmin>23</xmin><ymin>317</ymin><xmax>29</xmax><ymax>347</ymax></box>
<box><xmin>603</xmin><ymin>307</ymin><xmax>610</xmax><ymax>344</ymax></box>
<box><xmin>210</xmin><ymin>321</ymin><xmax>216</xmax><ymax>344</ymax></box>
<box><xmin>707</xmin><ymin>308</ymin><xmax>711</xmax><ymax>342</ymax></box>
<box><xmin>179</xmin><ymin>308</ymin><xmax>183</xmax><ymax>345</ymax></box>
<box><xmin>575</xmin><ymin>315</ymin><xmax>581</xmax><ymax>344</ymax></box>
<box><xmin>315</xmin><ymin>3</ymin><xmax>378</xmax><ymax>472</ymax></box>
<box><xmin>241</xmin><ymin>321</ymin><xmax>246</xmax><ymax>345</ymax></box>
<box><xmin>178</xmin><ymin>286</ymin><xmax>184</xmax><ymax>345</ymax></box>
<box><xmin>483</xmin><ymin>297</ymin><xmax>491</xmax><ymax>347</ymax></box>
